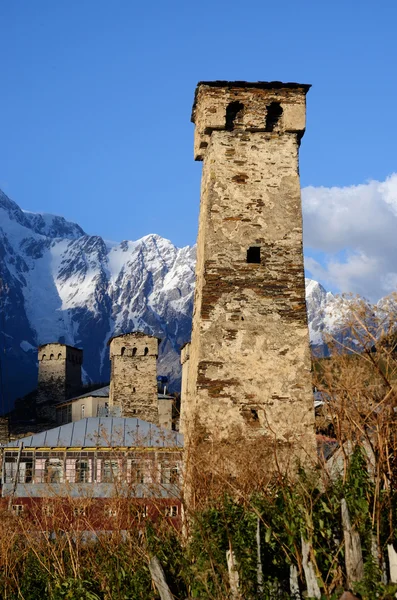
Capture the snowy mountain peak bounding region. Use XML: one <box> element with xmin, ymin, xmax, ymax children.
<box><xmin>22</xmin><ymin>211</ymin><xmax>86</xmax><ymax>240</ymax></box>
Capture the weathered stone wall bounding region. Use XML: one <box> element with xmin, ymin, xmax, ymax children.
<box><xmin>180</xmin><ymin>342</ymin><xmax>191</xmax><ymax>433</ymax></box>
<box><xmin>37</xmin><ymin>343</ymin><xmax>82</xmax><ymax>421</ymax></box>
<box><xmin>184</xmin><ymin>82</ymin><xmax>315</xmax><ymax>463</ymax></box>
<box><xmin>109</xmin><ymin>332</ymin><xmax>159</xmax><ymax>424</ymax></box>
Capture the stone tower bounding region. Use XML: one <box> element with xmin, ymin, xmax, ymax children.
<box><xmin>37</xmin><ymin>343</ymin><xmax>83</xmax><ymax>420</ymax></box>
<box><xmin>108</xmin><ymin>332</ymin><xmax>159</xmax><ymax>424</ymax></box>
<box><xmin>183</xmin><ymin>81</ymin><xmax>315</xmax><ymax>462</ymax></box>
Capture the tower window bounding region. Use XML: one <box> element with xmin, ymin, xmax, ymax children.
<box><xmin>121</xmin><ymin>347</ymin><xmax>126</xmax><ymax>356</ymax></box>
<box><xmin>265</xmin><ymin>102</ymin><xmax>283</xmax><ymax>132</ymax></box>
<box><xmin>144</xmin><ymin>347</ymin><xmax>149</xmax><ymax>356</ymax></box>
<box><xmin>132</xmin><ymin>347</ymin><xmax>137</xmax><ymax>357</ymax></box>
<box><xmin>58</xmin><ymin>353</ymin><xmax>62</xmax><ymax>360</ymax></box>
<box><xmin>49</xmin><ymin>354</ymin><xmax>54</xmax><ymax>360</ymax></box>
<box><xmin>225</xmin><ymin>101</ymin><xmax>244</xmax><ymax>131</ymax></box>
<box><xmin>247</xmin><ymin>247</ymin><xmax>261</xmax><ymax>264</ymax></box>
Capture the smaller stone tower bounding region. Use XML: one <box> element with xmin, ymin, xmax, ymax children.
<box><xmin>37</xmin><ymin>343</ymin><xmax>83</xmax><ymax>420</ymax></box>
<box><xmin>108</xmin><ymin>332</ymin><xmax>160</xmax><ymax>424</ymax></box>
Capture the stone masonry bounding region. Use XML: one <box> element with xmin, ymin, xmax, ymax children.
<box><xmin>37</xmin><ymin>343</ymin><xmax>83</xmax><ymax>420</ymax></box>
<box><xmin>183</xmin><ymin>81</ymin><xmax>316</xmax><ymax>460</ymax></box>
<box><xmin>108</xmin><ymin>332</ymin><xmax>160</xmax><ymax>424</ymax></box>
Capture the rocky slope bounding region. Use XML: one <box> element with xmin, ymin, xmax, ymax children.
<box><xmin>0</xmin><ymin>188</ymin><xmax>358</xmax><ymax>409</ymax></box>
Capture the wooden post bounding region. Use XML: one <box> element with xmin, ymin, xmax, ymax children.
<box><xmin>289</xmin><ymin>565</ymin><xmax>301</xmax><ymax>599</ymax></box>
<box><xmin>387</xmin><ymin>544</ymin><xmax>397</xmax><ymax>583</ymax></box>
<box><xmin>149</xmin><ymin>556</ymin><xmax>174</xmax><ymax>600</ymax></box>
<box><xmin>301</xmin><ymin>537</ymin><xmax>321</xmax><ymax>599</ymax></box>
<box><xmin>226</xmin><ymin>545</ymin><xmax>241</xmax><ymax>600</ymax></box>
<box><xmin>256</xmin><ymin>516</ymin><xmax>264</xmax><ymax>594</ymax></box>
<box><xmin>341</xmin><ymin>498</ymin><xmax>364</xmax><ymax>586</ymax></box>
<box><xmin>7</xmin><ymin>442</ymin><xmax>23</xmax><ymax>511</ymax></box>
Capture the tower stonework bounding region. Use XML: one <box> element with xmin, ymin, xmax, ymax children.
<box><xmin>37</xmin><ymin>343</ymin><xmax>83</xmax><ymax>420</ymax></box>
<box><xmin>184</xmin><ymin>81</ymin><xmax>315</xmax><ymax>464</ymax></box>
<box><xmin>108</xmin><ymin>332</ymin><xmax>159</xmax><ymax>424</ymax></box>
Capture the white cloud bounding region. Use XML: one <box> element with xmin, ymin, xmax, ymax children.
<box><xmin>302</xmin><ymin>173</ymin><xmax>397</xmax><ymax>302</ymax></box>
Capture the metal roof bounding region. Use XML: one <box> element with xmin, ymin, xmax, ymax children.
<box><xmin>5</xmin><ymin>417</ymin><xmax>183</xmax><ymax>449</ymax></box>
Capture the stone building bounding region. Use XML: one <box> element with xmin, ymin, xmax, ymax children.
<box><xmin>36</xmin><ymin>343</ymin><xmax>83</xmax><ymax>420</ymax></box>
<box><xmin>108</xmin><ymin>332</ymin><xmax>160</xmax><ymax>424</ymax></box>
<box><xmin>183</xmin><ymin>81</ymin><xmax>315</xmax><ymax>466</ymax></box>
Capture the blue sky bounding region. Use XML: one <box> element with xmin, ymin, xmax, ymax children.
<box><xmin>1</xmin><ymin>1</ymin><xmax>397</xmax><ymax>300</ymax></box>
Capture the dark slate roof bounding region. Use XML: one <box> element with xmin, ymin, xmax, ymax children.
<box><xmin>5</xmin><ymin>417</ymin><xmax>183</xmax><ymax>449</ymax></box>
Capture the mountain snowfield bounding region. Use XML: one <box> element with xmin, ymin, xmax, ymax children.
<box><xmin>0</xmin><ymin>187</ymin><xmax>343</xmax><ymax>406</ymax></box>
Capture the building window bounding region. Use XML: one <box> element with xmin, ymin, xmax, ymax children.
<box><xmin>247</xmin><ymin>246</ymin><xmax>261</xmax><ymax>264</ymax></box>
<box><xmin>225</xmin><ymin>101</ymin><xmax>244</xmax><ymax>131</ymax></box>
<box><xmin>81</xmin><ymin>404</ymin><xmax>85</xmax><ymax>419</ymax></box>
<box><xmin>11</xmin><ymin>505</ymin><xmax>24</xmax><ymax>516</ymax></box>
<box><xmin>265</xmin><ymin>102</ymin><xmax>283</xmax><ymax>132</ymax></box>
<box><xmin>160</xmin><ymin>464</ymin><xmax>179</xmax><ymax>485</ymax></box>
<box><xmin>130</xmin><ymin>460</ymin><xmax>145</xmax><ymax>484</ymax></box>
<box><xmin>44</xmin><ymin>459</ymin><xmax>64</xmax><ymax>484</ymax></box>
<box><xmin>102</xmin><ymin>460</ymin><xmax>120</xmax><ymax>483</ymax></box>
<box><xmin>4</xmin><ymin>458</ymin><xmax>17</xmax><ymax>483</ymax></box>
<box><xmin>75</xmin><ymin>459</ymin><xmax>90</xmax><ymax>483</ymax></box>
<box><xmin>49</xmin><ymin>354</ymin><xmax>54</xmax><ymax>360</ymax></box>
<box><xmin>73</xmin><ymin>506</ymin><xmax>86</xmax><ymax>517</ymax></box>
<box><xmin>164</xmin><ymin>505</ymin><xmax>178</xmax><ymax>518</ymax></box>
<box><xmin>144</xmin><ymin>347</ymin><xmax>149</xmax><ymax>356</ymax></box>
<box><xmin>58</xmin><ymin>353</ymin><xmax>62</xmax><ymax>360</ymax></box>
<box><xmin>121</xmin><ymin>347</ymin><xmax>126</xmax><ymax>356</ymax></box>
<box><xmin>41</xmin><ymin>354</ymin><xmax>46</xmax><ymax>361</ymax></box>
<box><xmin>42</xmin><ymin>504</ymin><xmax>54</xmax><ymax>517</ymax></box>
<box><xmin>132</xmin><ymin>347</ymin><xmax>137</xmax><ymax>356</ymax></box>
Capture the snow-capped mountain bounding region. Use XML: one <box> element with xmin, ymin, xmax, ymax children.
<box><xmin>0</xmin><ymin>187</ymin><xmax>355</xmax><ymax>408</ymax></box>
<box><xmin>0</xmin><ymin>189</ymin><xmax>195</xmax><ymax>407</ymax></box>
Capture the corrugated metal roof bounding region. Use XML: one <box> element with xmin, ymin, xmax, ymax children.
<box><xmin>5</xmin><ymin>417</ymin><xmax>183</xmax><ymax>449</ymax></box>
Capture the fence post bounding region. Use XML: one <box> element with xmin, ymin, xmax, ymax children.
<box><xmin>301</xmin><ymin>537</ymin><xmax>321</xmax><ymax>599</ymax></box>
<box><xmin>289</xmin><ymin>564</ymin><xmax>301</xmax><ymax>599</ymax></box>
<box><xmin>149</xmin><ymin>556</ymin><xmax>174</xmax><ymax>600</ymax></box>
<box><xmin>341</xmin><ymin>498</ymin><xmax>364</xmax><ymax>586</ymax></box>
<box><xmin>387</xmin><ymin>544</ymin><xmax>397</xmax><ymax>583</ymax></box>
<box><xmin>226</xmin><ymin>544</ymin><xmax>241</xmax><ymax>600</ymax></box>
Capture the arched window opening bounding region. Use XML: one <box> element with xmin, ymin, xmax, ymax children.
<box><xmin>49</xmin><ymin>354</ymin><xmax>54</xmax><ymax>360</ymax></box>
<box><xmin>75</xmin><ymin>459</ymin><xmax>89</xmax><ymax>483</ymax></box>
<box><xmin>225</xmin><ymin>101</ymin><xmax>244</xmax><ymax>131</ymax></box>
<box><xmin>41</xmin><ymin>354</ymin><xmax>46</xmax><ymax>361</ymax></box>
<box><xmin>132</xmin><ymin>347</ymin><xmax>137</xmax><ymax>357</ymax></box>
<box><xmin>44</xmin><ymin>459</ymin><xmax>63</xmax><ymax>484</ymax></box>
<box><xmin>121</xmin><ymin>347</ymin><xmax>126</xmax><ymax>356</ymax></box>
<box><xmin>247</xmin><ymin>246</ymin><xmax>261</xmax><ymax>264</ymax></box>
<box><xmin>265</xmin><ymin>102</ymin><xmax>283</xmax><ymax>132</ymax></box>
<box><xmin>57</xmin><ymin>353</ymin><xmax>62</xmax><ymax>360</ymax></box>
<box><xmin>132</xmin><ymin>387</ymin><xmax>136</xmax><ymax>393</ymax></box>
<box><xmin>144</xmin><ymin>347</ymin><xmax>149</xmax><ymax>356</ymax></box>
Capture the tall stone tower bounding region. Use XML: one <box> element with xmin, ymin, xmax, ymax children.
<box><xmin>108</xmin><ymin>332</ymin><xmax>159</xmax><ymax>424</ymax></box>
<box><xmin>37</xmin><ymin>343</ymin><xmax>83</xmax><ymax>420</ymax></box>
<box><xmin>184</xmin><ymin>81</ymin><xmax>315</xmax><ymax>464</ymax></box>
